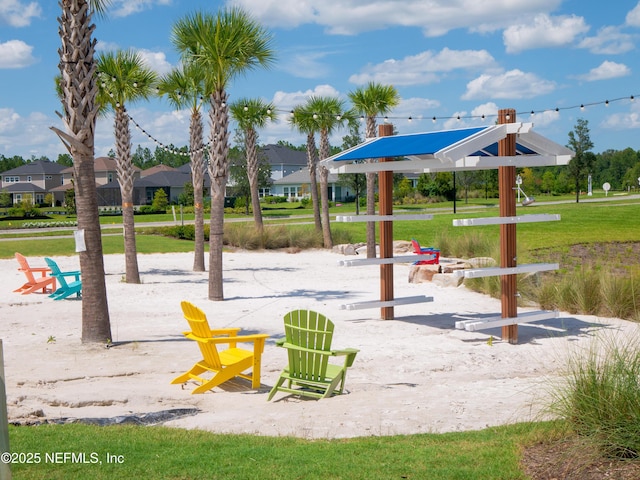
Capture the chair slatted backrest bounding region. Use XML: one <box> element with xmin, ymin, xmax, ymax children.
<box><xmin>44</xmin><ymin>258</ymin><xmax>69</xmax><ymax>289</ymax></box>
<box><xmin>15</xmin><ymin>252</ymin><xmax>37</xmax><ymax>284</ymax></box>
<box><xmin>284</xmin><ymin>310</ymin><xmax>334</xmax><ymax>382</ymax></box>
<box><xmin>180</xmin><ymin>301</ymin><xmax>222</xmax><ymax>370</ymax></box>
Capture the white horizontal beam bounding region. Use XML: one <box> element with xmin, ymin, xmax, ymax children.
<box><xmin>331</xmin><ymin>154</ymin><xmax>570</xmax><ymax>175</ymax></box>
<box><xmin>336</xmin><ymin>214</ymin><xmax>434</xmax><ymax>222</ymax></box>
<box><xmin>453</xmin><ymin>263</ymin><xmax>559</xmax><ymax>279</ymax></box>
<box><xmin>340</xmin><ymin>295</ymin><xmax>434</xmax><ymax>311</ymax></box>
<box><xmin>453</xmin><ymin>214</ymin><xmax>560</xmax><ymax>227</ymax></box>
<box><xmin>454</xmin><ymin>310</ymin><xmax>559</xmax><ymax>331</ymax></box>
<box><xmin>338</xmin><ymin>254</ymin><xmax>435</xmax><ymax>267</ymax></box>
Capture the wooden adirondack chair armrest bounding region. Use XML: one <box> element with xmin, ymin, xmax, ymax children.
<box><xmin>184</xmin><ymin>332</ymin><xmax>269</xmax><ymax>349</ymax></box>
<box><xmin>58</xmin><ymin>271</ymin><xmax>81</xmax><ymax>280</ymax></box>
<box><xmin>23</xmin><ymin>267</ymin><xmax>50</xmax><ymax>277</ymax></box>
<box><xmin>331</xmin><ymin>348</ymin><xmax>359</xmax><ymax>367</ymax></box>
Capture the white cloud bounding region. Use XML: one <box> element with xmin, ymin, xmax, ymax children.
<box><xmin>271</xmin><ymin>85</ymin><xmax>342</xmax><ymax>110</ymax></box>
<box><xmin>626</xmin><ymin>2</ymin><xmax>640</xmax><ymax>27</ymax></box>
<box><xmin>0</xmin><ymin>0</ymin><xmax>40</xmax><ymax>27</ymax></box>
<box><xmin>0</xmin><ymin>39</ymin><xmax>36</xmax><ymax>68</ymax></box>
<box><xmin>462</xmin><ymin>69</ymin><xmax>556</xmax><ymax>100</ymax></box>
<box><xmin>230</xmin><ymin>0</ymin><xmax>563</xmax><ymax>37</ymax></box>
<box><xmin>575</xmin><ymin>60</ymin><xmax>631</xmax><ymax>81</ymax></box>
<box><xmin>503</xmin><ymin>14</ymin><xmax>589</xmax><ymax>53</ymax></box>
<box><xmin>578</xmin><ymin>26</ymin><xmax>636</xmax><ymax>55</ymax></box>
<box><xmin>138</xmin><ymin>49</ymin><xmax>173</xmax><ymax>75</ymax></box>
<box><xmin>110</xmin><ymin>0</ymin><xmax>172</xmax><ymax>18</ymax></box>
<box><xmin>349</xmin><ymin>48</ymin><xmax>495</xmax><ymax>86</ymax></box>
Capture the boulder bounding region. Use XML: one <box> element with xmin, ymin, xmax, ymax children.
<box><xmin>431</xmin><ymin>273</ymin><xmax>464</xmax><ymax>288</ymax></box>
<box><xmin>408</xmin><ymin>264</ymin><xmax>441</xmax><ymax>283</ymax></box>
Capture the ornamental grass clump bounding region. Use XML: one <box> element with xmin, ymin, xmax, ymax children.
<box><xmin>549</xmin><ymin>331</ymin><xmax>640</xmax><ymax>459</ymax></box>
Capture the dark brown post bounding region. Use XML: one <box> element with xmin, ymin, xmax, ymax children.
<box><xmin>498</xmin><ymin>109</ymin><xmax>518</xmax><ymax>344</ymax></box>
<box><xmin>379</xmin><ymin>123</ymin><xmax>394</xmax><ymax>319</ymax></box>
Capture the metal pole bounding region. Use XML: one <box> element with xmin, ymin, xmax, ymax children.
<box><xmin>498</xmin><ymin>109</ymin><xmax>518</xmax><ymax>344</ymax></box>
<box><xmin>378</xmin><ymin>123</ymin><xmax>394</xmax><ymax>320</ymax></box>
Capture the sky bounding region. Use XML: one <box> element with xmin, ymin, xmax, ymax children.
<box><xmin>2</xmin><ymin>0</ymin><xmax>640</xmax><ymax>160</ymax></box>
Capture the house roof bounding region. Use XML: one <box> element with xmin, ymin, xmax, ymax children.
<box><xmin>261</xmin><ymin>144</ymin><xmax>307</xmax><ymax>166</ymax></box>
<box><xmin>140</xmin><ymin>164</ymin><xmax>178</xmax><ymax>177</ymax></box>
<box><xmin>60</xmin><ymin>157</ymin><xmax>142</xmax><ymax>174</ymax></box>
<box><xmin>3</xmin><ymin>182</ymin><xmax>47</xmax><ymax>193</ymax></box>
<box><xmin>2</xmin><ymin>159</ymin><xmax>67</xmax><ymax>176</ymax></box>
<box><xmin>321</xmin><ymin>123</ymin><xmax>574</xmax><ymax>174</ymax></box>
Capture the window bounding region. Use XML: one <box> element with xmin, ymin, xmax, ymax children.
<box><xmin>27</xmin><ymin>176</ymin><xmax>32</xmax><ymax>182</ymax></box>
<box><xmin>4</xmin><ymin>176</ymin><xmax>19</xmax><ymax>183</ymax></box>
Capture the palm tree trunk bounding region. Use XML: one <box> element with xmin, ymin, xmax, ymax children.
<box><xmin>306</xmin><ymin>133</ymin><xmax>322</xmax><ymax>232</ymax></box>
<box><xmin>55</xmin><ymin>0</ymin><xmax>111</xmax><ymax>344</ymax></box>
<box><xmin>115</xmin><ymin>108</ymin><xmax>140</xmax><ymax>284</ymax></box>
<box><xmin>319</xmin><ymin>129</ymin><xmax>332</xmax><ymax>248</ymax></box>
<box><xmin>245</xmin><ymin>127</ymin><xmax>263</xmax><ymax>230</ymax></box>
<box><xmin>365</xmin><ymin>117</ymin><xmax>377</xmax><ymax>258</ymax></box>
<box><xmin>208</xmin><ymin>89</ymin><xmax>230</xmax><ymax>301</ymax></box>
<box><xmin>190</xmin><ymin>109</ymin><xmax>205</xmax><ymax>271</ymax></box>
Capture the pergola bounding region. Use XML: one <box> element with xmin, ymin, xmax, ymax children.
<box><xmin>321</xmin><ymin>109</ymin><xmax>575</xmax><ymax>344</ymax></box>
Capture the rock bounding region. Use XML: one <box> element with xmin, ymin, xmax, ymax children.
<box><xmin>442</xmin><ymin>262</ymin><xmax>471</xmax><ymax>274</ymax></box>
<box><xmin>408</xmin><ymin>264</ymin><xmax>441</xmax><ymax>283</ymax></box>
<box><xmin>431</xmin><ymin>273</ymin><xmax>464</xmax><ymax>288</ymax></box>
<box><xmin>468</xmin><ymin>257</ymin><xmax>497</xmax><ymax>268</ymax></box>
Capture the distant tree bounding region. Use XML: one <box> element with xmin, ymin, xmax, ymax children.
<box><xmin>567</xmin><ymin>118</ymin><xmax>596</xmax><ymax>203</ymax></box>
<box><xmin>541</xmin><ymin>170</ymin><xmax>555</xmax><ymax>194</ymax></box>
<box><xmin>0</xmin><ymin>189</ymin><xmax>11</xmax><ymax>207</ymax></box>
<box><xmin>56</xmin><ymin>153</ymin><xmax>73</xmax><ymax>166</ymax></box>
<box><xmin>339</xmin><ymin>121</ymin><xmax>366</xmax><ymax>214</ymax></box>
<box><xmin>151</xmin><ymin>188</ymin><xmax>168</xmax><ymax>212</ymax></box>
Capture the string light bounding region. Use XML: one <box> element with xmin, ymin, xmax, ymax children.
<box><xmin>104</xmin><ymin>63</ymin><xmax>637</xmax><ymax>154</ymax></box>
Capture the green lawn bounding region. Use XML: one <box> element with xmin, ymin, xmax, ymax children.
<box><xmin>9</xmin><ymin>421</ymin><xmax>556</xmax><ymax>479</ymax></box>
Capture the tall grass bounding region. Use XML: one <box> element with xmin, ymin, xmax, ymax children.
<box><xmin>548</xmin><ymin>331</ymin><xmax>640</xmax><ymax>458</ymax></box>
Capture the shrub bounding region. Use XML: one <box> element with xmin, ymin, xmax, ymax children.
<box><xmin>549</xmin><ymin>331</ymin><xmax>640</xmax><ymax>458</ymax></box>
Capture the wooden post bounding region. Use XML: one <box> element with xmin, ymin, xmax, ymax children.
<box><xmin>379</xmin><ymin>123</ymin><xmax>394</xmax><ymax>320</ymax></box>
<box><xmin>498</xmin><ymin>109</ymin><xmax>518</xmax><ymax>344</ymax></box>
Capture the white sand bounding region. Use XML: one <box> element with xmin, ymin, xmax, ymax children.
<box><xmin>1</xmin><ymin>249</ymin><xmax>637</xmax><ymax>439</ymax></box>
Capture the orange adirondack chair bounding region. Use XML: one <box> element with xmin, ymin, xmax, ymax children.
<box><xmin>172</xmin><ymin>301</ymin><xmax>270</xmax><ymax>394</ymax></box>
<box><xmin>14</xmin><ymin>252</ymin><xmax>57</xmax><ymax>295</ymax></box>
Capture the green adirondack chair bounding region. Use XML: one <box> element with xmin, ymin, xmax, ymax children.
<box><xmin>44</xmin><ymin>257</ymin><xmax>82</xmax><ymax>300</ymax></box>
<box><xmin>267</xmin><ymin>310</ymin><xmax>359</xmax><ymax>401</ymax></box>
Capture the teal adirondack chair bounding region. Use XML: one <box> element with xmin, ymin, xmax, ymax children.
<box><xmin>267</xmin><ymin>310</ymin><xmax>359</xmax><ymax>401</ymax></box>
<box><xmin>44</xmin><ymin>257</ymin><xmax>82</xmax><ymax>300</ymax></box>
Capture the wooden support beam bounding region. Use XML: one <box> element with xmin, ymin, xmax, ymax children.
<box><xmin>498</xmin><ymin>108</ymin><xmax>518</xmax><ymax>344</ymax></box>
<box><xmin>454</xmin><ymin>310</ymin><xmax>559</xmax><ymax>332</ymax></box>
<box><xmin>338</xmin><ymin>254</ymin><xmax>437</xmax><ymax>267</ymax></box>
<box><xmin>379</xmin><ymin>123</ymin><xmax>395</xmax><ymax>320</ymax></box>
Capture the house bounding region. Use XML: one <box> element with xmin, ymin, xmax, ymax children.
<box><xmin>0</xmin><ymin>159</ymin><xmax>67</xmax><ymax>205</ymax></box>
<box><xmin>272</xmin><ymin>167</ymin><xmax>354</xmax><ymax>202</ymax></box>
<box><xmin>261</xmin><ymin>144</ymin><xmax>307</xmax><ymax>182</ymax></box>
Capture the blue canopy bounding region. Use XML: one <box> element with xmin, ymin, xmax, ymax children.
<box><xmin>321</xmin><ymin>123</ymin><xmax>573</xmax><ymax>173</ymax></box>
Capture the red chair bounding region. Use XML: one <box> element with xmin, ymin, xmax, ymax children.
<box><xmin>411</xmin><ymin>239</ymin><xmax>440</xmax><ymax>265</ymax></box>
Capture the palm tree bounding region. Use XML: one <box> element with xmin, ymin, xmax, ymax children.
<box><xmin>97</xmin><ymin>49</ymin><xmax>158</xmax><ymax>283</ymax></box>
<box><xmin>290</xmin><ymin>106</ymin><xmax>322</xmax><ymax>233</ymax></box>
<box><xmin>348</xmin><ymin>82</ymin><xmax>400</xmax><ymax>258</ymax></box>
<box><xmin>172</xmin><ymin>8</ymin><xmax>275</xmax><ymax>301</ymax></box>
<box><xmin>157</xmin><ymin>62</ymin><xmax>207</xmax><ymax>271</ymax></box>
<box><xmin>307</xmin><ymin>96</ymin><xmax>348</xmax><ymax>249</ymax></box>
<box><xmin>51</xmin><ymin>0</ymin><xmax>112</xmax><ymax>344</ymax></box>
<box><xmin>230</xmin><ymin>98</ymin><xmax>277</xmax><ymax>231</ymax></box>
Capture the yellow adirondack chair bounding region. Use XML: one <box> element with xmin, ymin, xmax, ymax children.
<box><xmin>267</xmin><ymin>310</ymin><xmax>359</xmax><ymax>401</ymax></box>
<box><xmin>13</xmin><ymin>252</ymin><xmax>57</xmax><ymax>295</ymax></box>
<box><xmin>172</xmin><ymin>301</ymin><xmax>270</xmax><ymax>394</ymax></box>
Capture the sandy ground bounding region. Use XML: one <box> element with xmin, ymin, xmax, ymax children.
<box><xmin>1</xmin><ymin>248</ymin><xmax>637</xmax><ymax>439</ymax></box>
